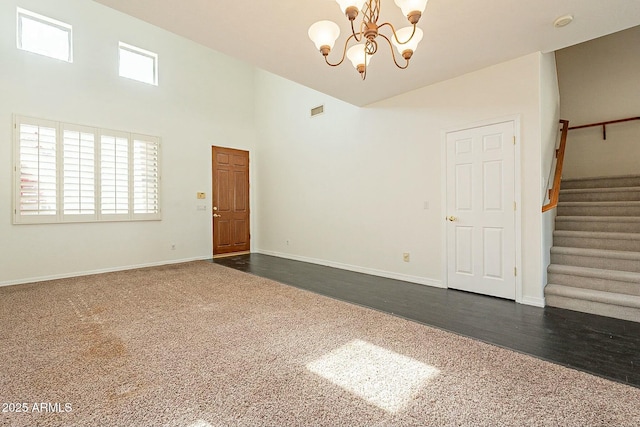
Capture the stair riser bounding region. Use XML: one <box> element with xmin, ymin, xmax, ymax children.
<box><xmin>555</xmin><ymin>221</ymin><xmax>640</xmax><ymax>233</ymax></box>
<box><xmin>547</xmin><ymin>273</ymin><xmax>640</xmax><ymax>296</ymax></box>
<box><xmin>559</xmin><ymin>191</ymin><xmax>640</xmax><ymax>202</ymax></box>
<box><xmin>554</xmin><ymin>236</ymin><xmax>640</xmax><ymax>252</ymax></box>
<box><xmin>557</xmin><ymin>206</ymin><xmax>640</xmax><ymax>216</ymax></box>
<box><xmin>545</xmin><ymin>295</ymin><xmax>640</xmax><ymax>322</ymax></box>
<box><xmin>551</xmin><ymin>253</ymin><xmax>640</xmax><ymax>273</ymax></box>
<box><xmin>562</xmin><ymin>177</ymin><xmax>640</xmax><ymax>190</ymax></box>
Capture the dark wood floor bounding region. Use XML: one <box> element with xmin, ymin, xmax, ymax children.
<box><xmin>212</xmin><ymin>253</ymin><xmax>640</xmax><ymax>388</ymax></box>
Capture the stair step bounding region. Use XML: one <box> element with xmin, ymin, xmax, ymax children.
<box><xmin>545</xmin><ymin>284</ymin><xmax>640</xmax><ymax>322</ymax></box>
<box><xmin>549</xmin><ymin>176</ymin><xmax>640</xmax><ymax>323</ymax></box>
<box><xmin>561</xmin><ymin>175</ymin><xmax>640</xmax><ymax>190</ymax></box>
<box><xmin>550</xmin><ymin>246</ymin><xmax>640</xmax><ymax>273</ymax></box>
<box><xmin>553</xmin><ymin>230</ymin><xmax>640</xmax><ymax>252</ymax></box>
<box><xmin>547</xmin><ymin>264</ymin><xmax>640</xmax><ymax>296</ymax></box>
<box><xmin>557</xmin><ymin>201</ymin><xmax>640</xmax><ymax>217</ymax></box>
<box><xmin>559</xmin><ymin>186</ymin><xmax>640</xmax><ymax>202</ymax></box>
<box><xmin>555</xmin><ymin>216</ymin><xmax>640</xmax><ymax>233</ymax></box>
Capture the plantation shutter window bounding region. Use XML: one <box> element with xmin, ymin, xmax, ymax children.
<box><xmin>63</xmin><ymin>126</ymin><xmax>96</xmax><ymax>218</ymax></box>
<box><xmin>16</xmin><ymin>119</ymin><xmax>58</xmax><ymax>222</ymax></box>
<box><xmin>100</xmin><ymin>134</ymin><xmax>130</xmax><ymax>216</ymax></box>
<box><xmin>14</xmin><ymin>116</ymin><xmax>161</xmax><ymax>224</ymax></box>
<box><xmin>133</xmin><ymin>136</ymin><xmax>160</xmax><ymax>218</ymax></box>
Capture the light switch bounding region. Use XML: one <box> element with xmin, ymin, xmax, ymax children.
<box><xmin>197</xmin><ymin>192</ymin><xmax>206</xmax><ymax>199</ymax></box>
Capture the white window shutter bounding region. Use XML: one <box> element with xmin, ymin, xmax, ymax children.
<box><xmin>16</xmin><ymin>119</ymin><xmax>58</xmax><ymax>222</ymax></box>
<box><xmin>63</xmin><ymin>126</ymin><xmax>96</xmax><ymax>218</ymax></box>
<box><xmin>100</xmin><ymin>133</ymin><xmax>129</xmax><ymax>216</ymax></box>
<box><xmin>133</xmin><ymin>136</ymin><xmax>160</xmax><ymax>217</ymax></box>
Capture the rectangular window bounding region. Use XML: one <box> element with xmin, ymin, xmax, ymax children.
<box><xmin>13</xmin><ymin>116</ymin><xmax>162</xmax><ymax>224</ymax></box>
<box><xmin>119</xmin><ymin>42</ymin><xmax>158</xmax><ymax>85</ymax></box>
<box><xmin>17</xmin><ymin>8</ymin><xmax>72</xmax><ymax>62</ymax></box>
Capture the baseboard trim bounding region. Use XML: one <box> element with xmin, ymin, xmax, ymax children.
<box><xmin>255</xmin><ymin>249</ymin><xmax>444</xmax><ymax>288</ymax></box>
<box><xmin>0</xmin><ymin>256</ymin><xmax>212</xmax><ymax>288</ymax></box>
<box><xmin>521</xmin><ymin>296</ymin><xmax>545</xmax><ymax>308</ymax></box>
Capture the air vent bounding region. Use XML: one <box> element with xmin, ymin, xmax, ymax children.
<box><xmin>310</xmin><ymin>105</ymin><xmax>324</xmax><ymax>117</ymax></box>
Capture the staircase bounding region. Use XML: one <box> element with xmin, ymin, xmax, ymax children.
<box><xmin>545</xmin><ymin>175</ymin><xmax>640</xmax><ymax>322</ymax></box>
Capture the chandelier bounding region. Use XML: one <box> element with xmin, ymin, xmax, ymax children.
<box><xmin>308</xmin><ymin>0</ymin><xmax>428</xmax><ymax>79</ymax></box>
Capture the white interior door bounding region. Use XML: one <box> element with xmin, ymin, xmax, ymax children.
<box><xmin>446</xmin><ymin>121</ymin><xmax>516</xmax><ymax>300</ymax></box>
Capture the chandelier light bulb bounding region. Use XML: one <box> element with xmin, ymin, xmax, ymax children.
<box><xmin>346</xmin><ymin>44</ymin><xmax>372</xmax><ymax>70</ymax></box>
<box><xmin>308</xmin><ymin>20</ymin><xmax>341</xmax><ymax>54</ymax></box>
<box><xmin>392</xmin><ymin>26</ymin><xmax>423</xmax><ymax>58</ymax></box>
<box><xmin>336</xmin><ymin>0</ymin><xmax>366</xmax><ymax>14</ymax></box>
<box><xmin>394</xmin><ymin>0</ymin><xmax>428</xmax><ymax>23</ymax></box>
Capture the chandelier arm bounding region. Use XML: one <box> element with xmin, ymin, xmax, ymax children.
<box><xmin>324</xmin><ymin>33</ymin><xmax>359</xmax><ymax>67</ymax></box>
<box><xmin>379</xmin><ymin>33</ymin><xmax>410</xmax><ymax>69</ymax></box>
<box><xmin>378</xmin><ymin>22</ymin><xmax>417</xmax><ymax>45</ymax></box>
<box><xmin>350</xmin><ymin>20</ymin><xmax>363</xmax><ymax>42</ymax></box>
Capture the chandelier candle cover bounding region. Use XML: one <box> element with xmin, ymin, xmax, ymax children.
<box><xmin>308</xmin><ymin>0</ymin><xmax>427</xmax><ymax>79</ymax></box>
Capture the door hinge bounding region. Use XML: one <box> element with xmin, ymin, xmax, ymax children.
<box><xmin>513</xmin><ymin>136</ymin><xmax>516</xmax><ymax>145</ymax></box>
<box><xmin>513</xmin><ymin>201</ymin><xmax>517</xmax><ymax>211</ymax></box>
<box><xmin>514</xmin><ymin>267</ymin><xmax>517</xmax><ymax>276</ymax></box>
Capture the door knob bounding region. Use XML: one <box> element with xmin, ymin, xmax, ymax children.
<box><xmin>213</xmin><ymin>214</ymin><xmax>222</xmax><ymax>218</ymax></box>
<box><xmin>447</xmin><ymin>216</ymin><xmax>457</xmax><ymax>222</ymax></box>
<box><xmin>213</xmin><ymin>206</ymin><xmax>218</xmax><ymax>211</ymax></box>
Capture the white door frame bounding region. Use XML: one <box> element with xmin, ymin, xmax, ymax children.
<box><xmin>440</xmin><ymin>115</ymin><xmax>523</xmax><ymax>303</ymax></box>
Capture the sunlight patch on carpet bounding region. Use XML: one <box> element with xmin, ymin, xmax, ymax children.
<box><xmin>306</xmin><ymin>339</ymin><xmax>439</xmax><ymax>413</ymax></box>
<box><xmin>188</xmin><ymin>420</ymin><xmax>213</xmax><ymax>427</ymax></box>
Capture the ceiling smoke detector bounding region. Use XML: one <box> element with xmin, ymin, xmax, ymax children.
<box><xmin>554</xmin><ymin>15</ymin><xmax>574</xmax><ymax>28</ymax></box>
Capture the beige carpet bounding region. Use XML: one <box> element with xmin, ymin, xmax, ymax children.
<box><xmin>0</xmin><ymin>261</ymin><xmax>638</xmax><ymax>427</ymax></box>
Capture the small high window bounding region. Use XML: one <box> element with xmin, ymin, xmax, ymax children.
<box><xmin>119</xmin><ymin>42</ymin><xmax>158</xmax><ymax>86</ymax></box>
<box><xmin>17</xmin><ymin>8</ymin><xmax>72</xmax><ymax>62</ymax></box>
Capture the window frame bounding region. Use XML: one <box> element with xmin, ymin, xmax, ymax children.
<box><xmin>16</xmin><ymin>7</ymin><xmax>73</xmax><ymax>63</ymax></box>
<box><xmin>118</xmin><ymin>42</ymin><xmax>159</xmax><ymax>86</ymax></box>
<box><xmin>13</xmin><ymin>115</ymin><xmax>162</xmax><ymax>225</ymax></box>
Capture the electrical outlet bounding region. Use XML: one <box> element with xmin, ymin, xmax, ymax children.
<box><xmin>403</xmin><ymin>252</ymin><xmax>410</xmax><ymax>262</ymax></box>
<box><xmin>171</xmin><ymin>244</ymin><xmax>176</xmax><ymax>250</ymax></box>
<box><xmin>286</xmin><ymin>239</ymin><xmax>290</xmax><ymax>246</ymax></box>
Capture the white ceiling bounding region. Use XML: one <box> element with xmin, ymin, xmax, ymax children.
<box><xmin>93</xmin><ymin>0</ymin><xmax>640</xmax><ymax>106</ymax></box>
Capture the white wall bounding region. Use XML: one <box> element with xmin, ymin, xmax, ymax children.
<box><xmin>0</xmin><ymin>0</ymin><xmax>256</xmax><ymax>285</ymax></box>
<box><xmin>556</xmin><ymin>26</ymin><xmax>640</xmax><ymax>179</ymax></box>
<box><xmin>539</xmin><ymin>53</ymin><xmax>561</xmax><ymax>290</ymax></box>
<box><xmin>254</xmin><ymin>53</ymin><xmax>548</xmax><ymax>304</ymax></box>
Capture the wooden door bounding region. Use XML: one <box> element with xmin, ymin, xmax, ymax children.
<box><xmin>212</xmin><ymin>146</ymin><xmax>250</xmax><ymax>256</ymax></box>
<box><xmin>445</xmin><ymin>121</ymin><xmax>516</xmax><ymax>300</ymax></box>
